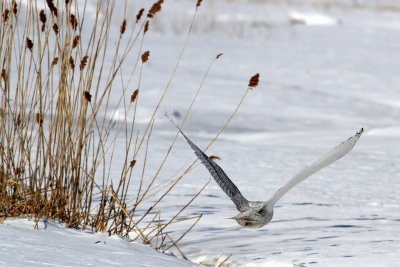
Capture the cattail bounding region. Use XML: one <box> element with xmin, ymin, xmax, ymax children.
<box><xmin>130</xmin><ymin>160</ymin><xmax>136</xmax><ymax>168</ymax></box>
<box><xmin>39</xmin><ymin>10</ymin><xmax>46</xmax><ymax>24</ymax></box>
<box><xmin>26</xmin><ymin>37</ymin><xmax>33</xmax><ymax>51</ymax></box>
<box><xmin>80</xmin><ymin>56</ymin><xmax>88</xmax><ymax>70</ymax></box>
<box><xmin>248</xmin><ymin>73</ymin><xmax>260</xmax><ymax>88</ymax></box>
<box><xmin>216</xmin><ymin>53</ymin><xmax>223</xmax><ymax>59</ymax></box>
<box><xmin>196</xmin><ymin>0</ymin><xmax>203</xmax><ymax>9</ymax></box>
<box><xmin>70</xmin><ymin>14</ymin><xmax>78</xmax><ymax>30</ymax></box>
<box><xmin>69</xmin><ymin>57</ymin><xmax>75</xmax><ymax>69</ymax></box>
<box><xmin>141</xmin><ymin>51</ymin><xmax>150</xmax><ymax>63</ymax></box>
<box><xmin>52</xmin><ymin>23</ymin><xmax>59</xmax><ymax>34</ymax></box>
<box><xmin>65</xmin><ymin>0</ymin><xmax>70</xmax><ymax>5</ymax></box>
<box><xmin>144</xmin><ymin>21</ymin><xmax>149</xmax><ymax>33</ymax></box>
<box><xmin>147</xmin><ymin>0</ymin><xmax>164</xmax><ymax>18</ymax></box>
<box><xmin>83</xmin><ymin>91</ymin><xmax>92</xmax><ymax>102</ymax></box>
<box><xmin>12</xmin><ymin>2</ymin><xmax>18</xmax><ymax>15</ymax></box>
<box><xmin>130</xmin><ymin>89</ymin><xmax>139</xmax><ymax>103</ymax></box>
<box><xmin>39</xmin><ymin>10</ymin><xmax>46</xmax><ymax>32</ymax></box>
<box><xmin>16</xmin><ymin>114</ymin><xmax>22</xmax><ymax>127</ymax></box>
<box><xmin>120</xmin><ymin>19</ymin><xmax>127</xmax><ymax>35</ymax></box>
<box><xmin>72</xmin><ymin>35</ymin><xmax>80</xmax><ymax>49</ymax></box>
<box><xmin>136</xmin><ymin>8</ymin><xmax>144</xmax><ymax>23</ymax></box>
<box><xmin>209</xmin><ymin>155</ymin><xmax>221</xmax><ymax>161</ymax></box>
<box><xmin>36</xmin><ymin>113</ymin><xmax>43</xmax><ymax>126</ymax></box>
<box><xmin>1</xmin><ymin>69</ymin><xmax>6</xmax><ymax>81</ymax></box>
<box><xmin>2</xmin><ymin>9</ymin><xmax>9</xmax><ymax>22</ymax></box>
<box><xmin>51</xmin><ymin>57</ymin><xmax>59</xmax><ymax>66</ymax></box>
<box><xmin>46</xmin><ymin>0</ymin><xmax>58</xmax><ymax>17</ymax></box>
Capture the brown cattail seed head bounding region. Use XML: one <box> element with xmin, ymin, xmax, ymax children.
<box><xmin>147</xmin><ymin>0</ymin><xmax>163</xmax><ymax>18</ymax></box>
<box><xmin>16</xmin><ymin>114</ymin><xmax>22</xmax><ymax>127</ymax></box>
<box><xmin>1</xmin><ymin>69</ymin><xmax>6</xmax><ymax>81</ymax></box>
<box><xmin>136</xmin><ymin>8</ymin><xmax>144</xmax><ymax>23</ymax></box>
<box><xmin>26</xmin><ymin>38</ymin><xmax>33</xmax><ymax>51</ymax></box>
<box><xmin>80</xmin><ymin>56</ymin><xmax>88</xmax><ymax>70</ymax></box>
<box><xmin>39</xmin><ymin>10</ymin><xmax>46</xmax><ymax>24</ymax></box>
<box><xmin>141</xmin><ymin>51</ymin><xmax>150</xmax><ymax>63</ymax></box>
<box><xmin>144</xmin><ymin>21</ymin><xmax>149</xmax><ymax>33</ymax></box>
<box><xmin>72</xmin><ymin>35</ymin><xmax>80</xmax><ymax>49</ymax></box>
<box><xmin>130</xmin><ymin>160</ymin><xmax>136</xmax><ymax>168</ymax></box>
<box><xmin>120</xmin><ymin>19</ymin><xmax>127</xmax><ymax>35</ymax></box>
<box><xmin>216</xmin><ymin>53</ymin><xmax>223</xmax><ymax>59</ymax></box>
<box><xmin>248</xmin><ymin>73</ymin><xmax>260</xmax><ymax>88</ymax></box>
<box><xmin>2</xmin><ymin>9</ymin><xmax>9</xmax><ymax>22</ymax></box>
<box><xmin>46</xmin><ymin>0</ymin><xmax>58</xmax><ymax>17</ymax></box>
<box><xmin>70</xmin><ymin>14</ymin><xmax>78</xmax><ymax>30</ymax></box>
<box><xmin>51</xmin><ymin>57</ymin><xmax>58</xmax><ymax>66</ymax></box>
<box><xmin>69</xmin><ymin>57</ymin><xmax>75</xmax><ymax>69</ymax></box>
<box><xmin>12</xmin><ymin>2</ymin><xmax>18</xmax><ymax>15</ymax></box>
<box><xmin>52</xmin><ymin>23</ymin><xmax>59</xmax><ymax>34</ymax></box>
<box><xmin>83</xmin><ymin>91</ymin><xmax>92</xmax><ymax>102</ymax></box>
<box><xmin>196</xmin><ymin>0</ymin><xmax>203</xmax><ymax>8</ymax></box>
<box><xmin>130</xmin><ymin>89</ymin><xmax>139</xmax><ymax>103</ymax></box>
<box><xmin>36</xmin><ymin>113</ymin><xmax>43</xmax><ymax>126</ymax></box>
<box><xmin>65</xmin><ymin>0</ymin><xmax>70</xmax><ymax>5</ymax></box>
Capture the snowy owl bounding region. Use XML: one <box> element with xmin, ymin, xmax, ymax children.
<box><xmin>167</xmin><ymin>115</ymin><xmax>363</xmax><ymax>228</ymax></box>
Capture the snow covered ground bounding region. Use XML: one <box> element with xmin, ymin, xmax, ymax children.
<box><xmin>0</xmin><ymin>219</ymin><xmax>197</xmax><ymax>267</ymax></box>
<box><xmin>3</xmin><ymin>0</ymin><xmax>400</xmax><ymax>266</ymax></box>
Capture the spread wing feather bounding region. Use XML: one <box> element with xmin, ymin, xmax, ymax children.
<box><xmin>266</xmin><ymin>128</ymin><xmax>363</xmax><ymax>208</ymax></box>
<box><xmin>167</xmin><ymin>116</ymin><xmax>249</xmax><ymax>212</ymax></box>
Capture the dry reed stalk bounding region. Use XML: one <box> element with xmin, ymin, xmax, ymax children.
<box><xmin>140</xmin><ymin>52</ymin><xmax>221</xmax><ymax>204</ymax></box>
<box><xmin>165</xmin><ymin>234</ymin><xmax>189</xmax><ymax>260</ymax></box>
<box><xmin>132</xmin><ymin>1</ymin><xmax>201</xmax><ymax>162</ymax></box>
<box><xmin>147</xmin><ymin>179</ymin><xmax>210</xmax><ymax>243</ymax></box>
<box><xmin>217</xmin><ymin>254</ymin><xmax>233</xmax><ymax>267</ymax></box>
<box><xmin>204</xmin><ymin>73</ymin><xmax>260</xmax><ymax>151</ymax></box>
<box><xmin>164</xmin><ymin>214</ymin><xmax>202</xmax><ymax>251</ymax></box>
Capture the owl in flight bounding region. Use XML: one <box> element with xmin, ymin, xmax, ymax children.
<box><xmin>167</xmin><ymin>114</ymin><xmax>363</xmax><ymax>228</ymax></box>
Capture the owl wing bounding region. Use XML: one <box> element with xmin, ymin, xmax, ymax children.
<box><xmin>167</xmin><ymin>115</ymin><xmax>250</xmax><ymax>212</ymax></box>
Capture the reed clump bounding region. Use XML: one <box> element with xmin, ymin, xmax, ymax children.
<box><xmin>0</xmin><ymin>0</ymin><xmax>211</xmax><ymax>252</ymax></box>
<box><xmin>0</xmin><ymin>0</ymin><xmax>259</xmax><ymax>256</ymax></box>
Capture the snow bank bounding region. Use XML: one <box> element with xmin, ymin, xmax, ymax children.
<box><xmin>0</xmin><ymin>219</ymin><xmax>197</xmax><ymax>267</ymax></box>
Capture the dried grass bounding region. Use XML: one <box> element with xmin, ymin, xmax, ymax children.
<box><xmin>0</xmin><ymin>0</ymin><xmax>255</xmax><ymax>259</ymax></box>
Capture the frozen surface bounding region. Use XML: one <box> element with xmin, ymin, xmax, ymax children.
<box><xmin>133</xmin><ymin>1</ymin><xmax>400</xmax><ymax>266</ymax></box>
<box><xmin>6</xmin><ymin>0</ymin><xmax>400</xmax><ymax>266</ymax></box>
<box><xmin>0</xmin><ymin>219</ymin><xmax>197</xmax><ymax>267</ymax></box>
